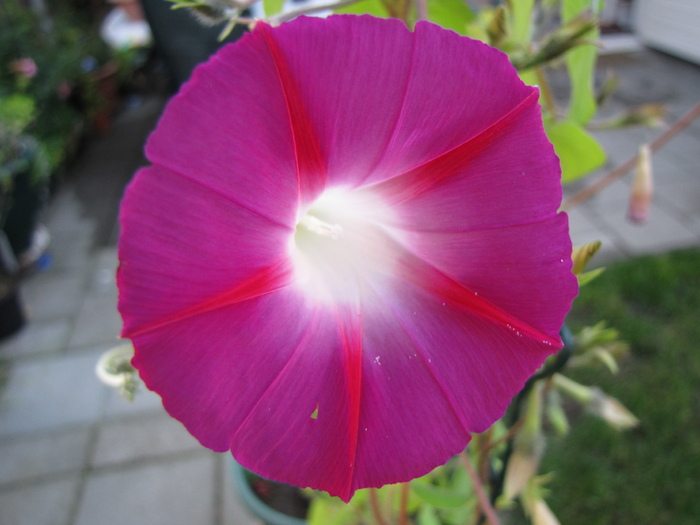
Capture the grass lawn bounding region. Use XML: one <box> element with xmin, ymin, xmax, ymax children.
<box><xmin>542</xmin><ymin>247</ymin><xmax>700</xmax><ymax>525</ymax></box>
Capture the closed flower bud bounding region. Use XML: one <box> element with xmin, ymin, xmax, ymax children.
<box><xmin>553</xmin><ymin>374</ymin><xmax>639</xmax><ymax>430</ymax></box>
<box><xmin>628</xmin><ymin>144</ymin><xmax>653</xmax><ymax>224</ymax></box>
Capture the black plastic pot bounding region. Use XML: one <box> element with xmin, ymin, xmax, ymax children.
<box><xmin>2</xmin><ymin>162</ymin><xmax>46</xmax><ymax>258</ymax></box>
<box><xmin>0</xmin><ymin>288</ymin><xmax>25</xmax><ymax>340</ymax></box>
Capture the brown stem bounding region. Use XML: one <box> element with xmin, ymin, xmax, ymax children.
<box><xmin>562</xmin><ymin>101</ymin><xmax>700</xmax><ymax>210</ymax></box>
<box><xmin>370</xmin><ymin>488</ymin><xmax>388</xmax><ymax>525</ymax></box>
<box><xmin>399</xmin><ymin>482</ymin><xmax>410</xmax><ymax>525</ymax></box>
<box><xmin>535</xmin><ymin>67</ymin><xmax>557</xmax><ymax>118</ymax></box>
<box><xmin>460</xmin><ymin>451</ymin><xmax>502</xmax><ymax>525</ymax></box>
<box><xmin>486</xmin><ymin>418</ymin><xmax>525</xmax><ymax>453</ymax></box>
<box><xmin>415</xmin><ymin>0</ymin><xmax>428</xmax><ymax>22</ymax></box>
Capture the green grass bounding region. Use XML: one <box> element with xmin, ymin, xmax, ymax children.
<box><xmin>541</xmin><ymin>247</ymin><xmax>700</xmax><ymax>525</ymax></box>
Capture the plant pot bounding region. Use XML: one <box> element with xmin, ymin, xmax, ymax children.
<box><xmin>92</xmin><ymin>61</ymin><xmax>120</xmax><ymax>135</ymax></box>
<box><xmin>0</xmin><ymin>233</ymin><xmax>25</xmax><ymax>341</ymax></box>
<box><xmin>1</xmin><ymin>140</ymin><xmax>48</xmax><ymax>260</ymax></box>
<box><xmin>0</xmin><ymin>288</ymin><xmax>25</xmax><ymax>340</ymax></box>
<box><xmin>229</xmin><ymin>457</ymin><xmax>308</xmax><ymax>525</ymax></box>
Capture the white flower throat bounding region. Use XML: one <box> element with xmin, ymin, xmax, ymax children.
<box><xmin>291</xmin><ymin>188</ymin><xmax>398</xmax><ymax>305</ymax></box>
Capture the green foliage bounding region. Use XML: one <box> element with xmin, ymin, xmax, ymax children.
<box><xmin>507</xmin><ymin>0</ymin><xmax>535</xmax><ymax>46</ymax></box>
<box><xmin>544</xmin><ymin>248</ymin><xmax>700</xmax><ymax>524</ymax></box>
<box><xmin>335</xmin><ymin>0</ymin><xmax>391</xmax><ymax>19</ymax></box>
<box><xmin>263</xmin><ymin>0</ymin><xmax>286</xmax><ymax>18</ymax></box>
<box><xmin>0</xmin><ymin>0</ymin><xmax>114</xmax><ymax>172</ymax></box>
<box><xmin>546</xmin><ymin>121</ymin><xmax>606</xmax><ymax>182</ymax></box>
<box><xmin>425</xmin><ymin>0</ymin><xmax>474</xmax><ymax>35</ymax></box>
<box><xmin>561</xmin><ymin>0</ymin><xmax>600</xmax><ymax>125</ymax></box>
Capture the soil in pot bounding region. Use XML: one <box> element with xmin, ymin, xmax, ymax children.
<box><xmin>245</xmin><ymin>470</ymin><xmax>310</xmax><ymax>520</ymax></box>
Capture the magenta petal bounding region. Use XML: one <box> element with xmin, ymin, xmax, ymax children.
<box><xmin>368</xmin><ymin>21</ymin><xmax>535</xmax><ymax>182</ymax></box>
<box><xmin>392</xmin><ymin>214</ymin><xmax>576</xmax><ymax>337</ymax></box>
<box><xmin>266</xmin><ymin>15</ymin><xmax>415</xmax><ymax>187</ymax></box>
<box><xmin>118</xmin><ymin>15</ymin><xmax>578</xmax><ymax>502</ymax></box>
<box><xmin>373</xmin><ymin>90</ymin><xmax>562</xmax><ymax>231</ymax></box>
<box><xmin>118</xmin><ymin>165</ymin><xmax>293</xmax><ymax>337</ymax></box>
<box><xmin>144</xmin><ymin>29</ymin><xmax>300</xmax><ymax>224</ymax></box>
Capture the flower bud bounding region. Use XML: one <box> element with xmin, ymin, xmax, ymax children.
<box><xmin>552</xmin><ymin>374</ymin><xmax>639</xmax><ymax>430</ymax></box>
<box><xmin>503</xmin><ymin>383</ymin><xmax>545</xmax><ymax>500</ymax></box>
<box><xmin>628</xmin><ymin>144</ymin><xmax>653</xmax><ymax>224</ymax></box>
<box><xmin>531</xmin><ymin>499</ymin><xmax>561</xmax><ymax>525</ymax></box>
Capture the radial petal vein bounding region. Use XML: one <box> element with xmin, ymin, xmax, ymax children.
<box><xmin>163</xmin><ymin>164</ymin><xmax>295</xmax><ymax>232</ymax></box>
<box><xmin>334</xmin><ymin>304</ymin><xmax>363</xmax><ymax>498</ymax></box>
<box><xmin>368</xmin><ymin>89</ymin><xmax>540</xmax><ymax>204</ymax></box>
<box><xmin>387</xmin><ymin>236</ymin><xmax>561</xmax><ymax>348</ymax></box>
<box><xmin>229</xmin><ymin>308</ymin><xmax>321</xmax><ymax>446</ymax></box>
<box><xmin>124</xmin><ymin>260</ymin><xmax>294</xmax><ymax>338</ymax></box>
<box><xmin>365</xmin><ymin>278</ymin><xmax>472</xmax><ymax>436</ymax></box>
<box><xmin>259</xmin><ymin>22</ymin><xmax>327</xmax><ymax>203</ymax></box>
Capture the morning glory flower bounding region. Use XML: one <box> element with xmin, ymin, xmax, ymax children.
<box><xmin>118</xmin><ymin>15</ymin><xmax>577</xmax><ymax>501</ymax></box>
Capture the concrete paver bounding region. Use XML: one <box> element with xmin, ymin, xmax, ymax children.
<box><xmin>0</xmin><ymin>476</ymin><xmax>81</xmax><ymax>525</ymax></box>
<box><xmin>74</xmin><ymin>453</ymin><xmax>216</xmax><ymax>525</ymax></box>
<box><xmin>0</xmin><ymin>349</ymin><xmax>107</xmax><ymax>438</ymax></box>
<box><xmin>92</xmin><ymin>412</ymin><xmax>202</xmax><ymax>467</ymax></box>
<box><xmin>0</xmin><ymin>427</ymin><xmax>91</xmax><ymax>486</ymax></box>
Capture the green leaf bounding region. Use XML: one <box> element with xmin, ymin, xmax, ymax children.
<box><xmin>307</xmin><ymin>495</ymin><xmax>359</xmax><ymax>525</ymax></box>
<box><xmin>335</xmin><ymin>0</ymin><xmax>390</xmax><ymax>18</ymax></box>
<box><xmin>417</xmin><ymin>505</ymin><xmax>442</xmax><ymax>525</ymax></box>
<box><xmin>578</xmin><ymin>267</ymin><xmax>605</xmax><ymax>287</ymax></box>
<box><xmin>411</xmin><ymin>479</ymin><xmax>469</xmax><ymax>508</ymax></box>
<box><xmin>427</xmin><ymin>0</ymin><xmax>475</xmax><ymax>35</ymax></box>
<box><xmin>262</xmin><ymin>0</ymin><xmax>285</xmax><ymax>17</ymax></box>
<box><xmin>508</xmin><ymin>0</ymin><xmax>535</xmax><ymax>45</ymax></box>
<box><xmin>545</xmin><ymin>121</ymin><xmax>605</xmax><ymax>183</ymax></box>
<box><xmin>572</xmin><ymin>240</ymin><xmax>602</xmax><ymax>275</ymax></box>
<box><xmin>562</xmin><ymin>0</ymin><xmax>600</xmax><ymax>125</ymax></box>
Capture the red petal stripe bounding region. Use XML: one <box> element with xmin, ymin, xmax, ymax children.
<box><xmin>368</xmin><ymin>89</ymin><xmax>540</xmax><ymax>204</ymax></box>
<box><xmin>123</xmin><ymin>260</ymin><xmax>294</xmax><ymax>338</ymax></box>
<box><xmin>259</xmin><ymin>22</ymin><xmax>327</xmax><ymax>204</ymax></box>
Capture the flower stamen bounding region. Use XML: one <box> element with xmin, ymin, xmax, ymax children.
<box><xmin>299</xmin><ymin>214</ymin><xmax>344</xmax><ymax>239</ymax></box>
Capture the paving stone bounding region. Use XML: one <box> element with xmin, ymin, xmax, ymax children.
<box><xmin>595</xmin><ymin>200</ymin><xmax>699</xmax><ymax>256</ymax></box>
<box><xmin>0</xmin><ymin>427</ymin><xmax>91</xmax><ymax>485</ymax></box>
<box><xmin>0</xmin><ymin>318</ymin><xmax>71</xmax><ymax>358</ymax></box>
<box><xmin>92</xmin><ymin>412</ymin><xmax>201</xmax><ymax>467</ymax></box>
<box><xmin>573</xmin><ymin>177</ymin><xmax>633</xmax><ymax>209</ymax></box>
<box><xmin>21</xmin><ymin>271</ymin><xmax>86</xmax><ymax>322</ymax></box>
<box><xmin>220</xmin><ymin>456</ymin><xmax>263</xmax><ymax>525</ymax></box>
<box><xmin>46</xmin><ymin>229</ymin><xmax>95</xmax><ymax>274</ymax></box>
<box><xmin>75</xmin><ymin>453</ymin><xmax>215</xmax><ymax>525</ymax></box>
<box><xmin>651</xmin><ymin>154</ymin><xmax>698</xmax><ymax>187</ymax></box>
<box><xmin>0</xmin><ymin>348</ymin><xmax>107</xmax><ymax>438</ymax></box>
<box><xmin>102</xmin><ymin>378</ymin><xmax>165</xmax><ymax>417</ymax></box>
<box><xmin>0</xmin><ymin>475</ymin><xmax>80</xmax><ymax>525</ymax></box>
<box><xmin>657</xmin><ymin>131</ymin><xmax>700</xmax><ymax>172</ymax></box>
<box><xmin>655</xmin><ymin>177</ymin><xmax>700</xmax><ymax>220</ymax></box>
<box><xmin>565</xmin><ymin>206</ymin><xmax>599</xmax><ymax>238</ymax></box>
<box><xmin>67</xmin><ymin>290</ymin><xmax>123</xmax><ymax>349</ymax></box>
<box><xmin>568</xmin><ymin>227</ymin><xmax>627</xmax><ymax>266</ymax></box>
<box><xmin>44</xmin><ymin>189</ymin><xmax>97</xmax><ymax>239</ymax></box>
<box><xmin>90</xmin><ymin>248</ymin><xmax>118</xmax><ymax>294</ymax></box>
